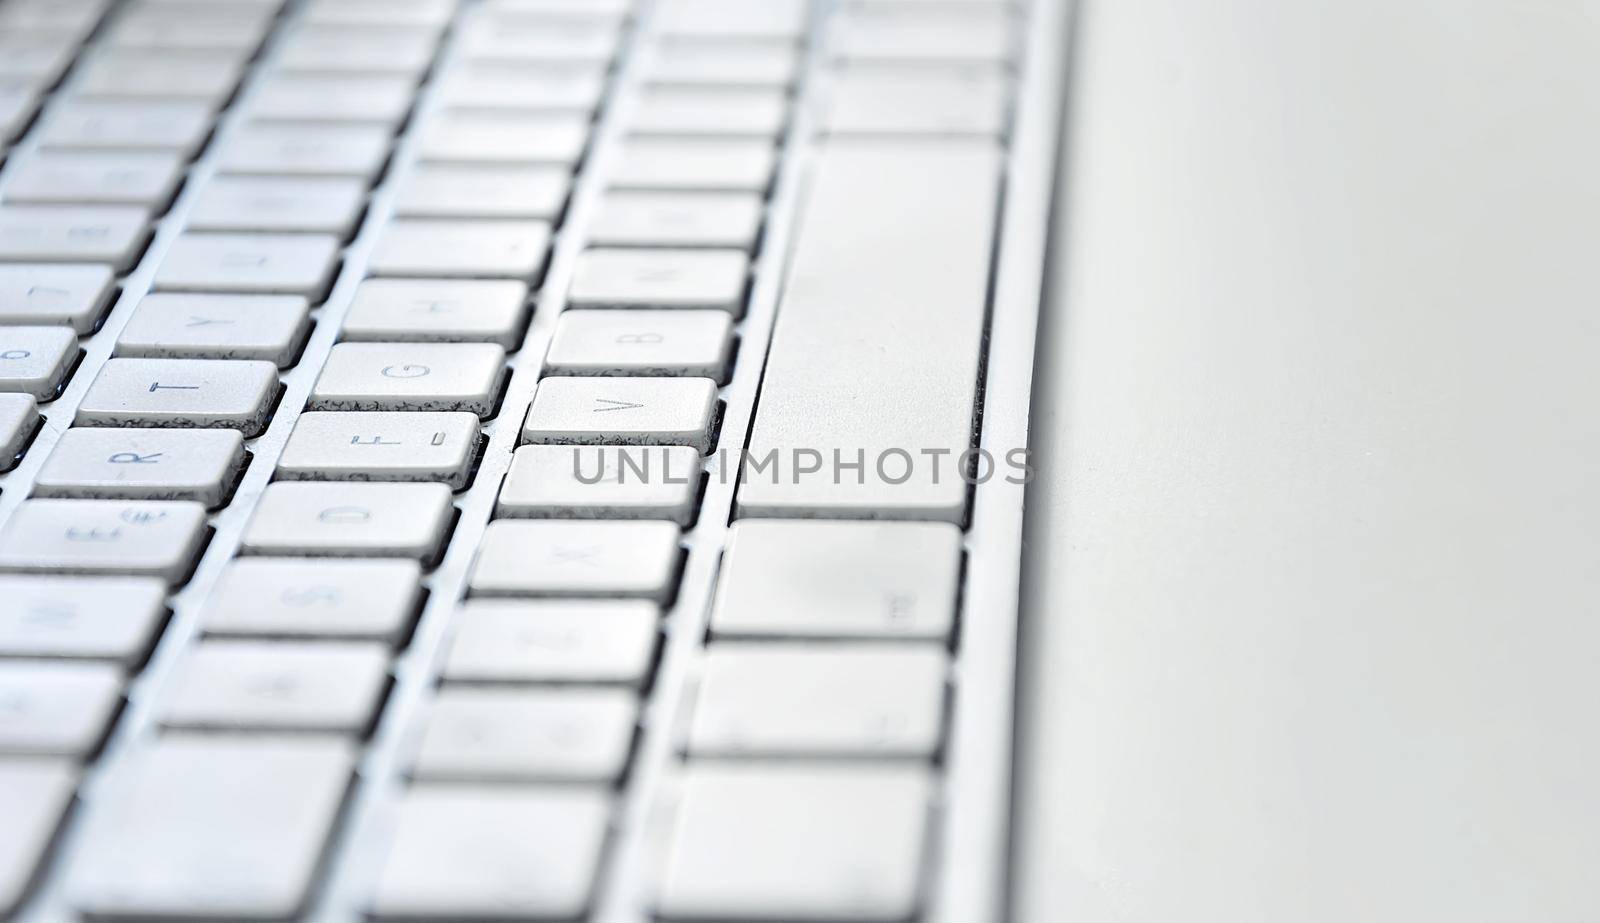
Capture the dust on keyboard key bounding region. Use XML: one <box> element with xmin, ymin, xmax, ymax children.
<box><xmin>522</xmin><ymin>376</ymin><xmax>719</xmax><ymax>452</ymax></box>
<box><xmin>240</xmin><ymin>481</ymin><xmax>455</xmax><ymax>561</ymax></box>
<box><xmin>544</xmin><ymin>309</ymin><xmax>734</xmax><ymax>380</ymax></box>
<box><xmin>153</xmin><ymin>232</ymin><xmax>342</xmax><ymax>298</ymax></box>
<box><xmin>310</xmin><ymin>342</ymin><xmax>507</xmax><ymax>416</ymax></box>
<box><xmin>0</xmin><ymin>498</ymin><xmax>209</xmax><ymax>583</ymax></box>
<box><xmin>0</xmin><ymin>325</ymin><xmax>78</xmax><ymax>400</ymax></box>
<box><xmin>76</xmin><ymin>357</ymin><xmax>280</xmax><ymax>434</ymax></box>
<box><xmin>0</xmin><ymin>206</ymin><xmax>150</xmax><ymax>270</ymax></box>
<box><xmin>0</xmin><ymin>263</ymin><xmax>117</xmax><ymax>331</ymax></box>
<box><xmin>276</xmin><ymin>411</ymin><xmax>480</xmax><ymax>488</ymax></box>
<box><xmin>116</xmin><ymin>293</ymin><xmax>312</xmax><ymax>366</ymax></box>
<box><xmin>567</xmin><ymin>248</ymin><xmax>749</xmax><ymax>312</ymax></box>
<box><xmin>0</xmin><ymin>394</ymin><xmax>40</xmax><ymax>470</ymax></box>
<box><xmin>33</xmin><ymin>427</ymin><xmax>246</xmax><ymax>506</ymax></box>
<box><xmin>341</xmin><ymin>279</ymin><xmax>530</xmax><ymax>347</ymax></box>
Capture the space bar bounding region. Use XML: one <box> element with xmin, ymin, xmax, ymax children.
<box><xmin>736</xmin><ymin>139</ymin><xmax>1002</xmax><ymax>523</ymax></box>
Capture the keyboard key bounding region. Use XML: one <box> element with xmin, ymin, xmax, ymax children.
<box><xmin>829</xmin><ymin>6</ymin><xmax>1015</xmax><ymax>63</ymax></box>
<box><xmin>434</xmin><ymin>61</ymin><xmax>608</xmax><ymax>112</ymax></box>
<box><xmin>277</xmin><ymin>411</ymin><xmax>480</xmax><ymax>488</ymax></box>
<box><xmin>272</xmin><ymin>24</ymin><xmax>439</xmax><ymax>75</ymax></box>
<box><xmin>568</xmin><ymin>249</ymin><xmax>748</xmax><ymax>311</ymax></box>
<box><xmin>416</xmin><ymin>110</ymin><xmax>590</xmax><ymax>166</ymax></box>
<box><xmin>0</xmin><ymin>394</ymin><xmax>39</xmax><ymax>468</ymax></box>
<box><xmin>712</xmin><ymin>521</ymin><xmax>961</xmax><ymax>639</ymax></box>
<box><xmin>455</xmin><ymin>13</ymin><xmax>620</xmax><ymax>63</ymax></box>
<box><xmin>687</xmin><ymin>645</ymin><xmax>947</xmax><ymax>757</ymax></box>
<box><xmin>303</xmin><ymin>0</ymin><xmax>454</xmax><ymax>27</ymax></box>
<box><xmin>72</xmin><ymin>49</ymin><xmax>245</xmax><ymax>103</ymax></box>
<box><xmin>610</xmin><ymin>138</ymin><xmax>776</xmax><ymax>191</ymax></box>
<box><xmin>392</xmin><ymin>164</ymin><xmax>569</xmax><ymax>220</ymax></box>
<box><xmin>0</xmin><ymin>326</ymin><xmax>77</xmax><ymax>399</ymax></box>
<box><xmin>0</xmin><ymin>150</ymin><xmax>186</xmax><ymax>207</ymax></box>
<box><xmin>655</xmin><ymin>0</ymin><xmax>806</xmax><ymax>40</ymax></box>
<box><xmin>368</xmin><ymin>787</ymin><xmax>610</xmax><ymax>921</ymax></box>
<box><xmin>342</xmin><ymin>278</ymin><xmax>529</xmax><ymax>346</ymax></box>
<box><xmin>631</xmin><ymin>87</ymin><xmax>789</xmax><ymax>137</ymax></box>
<box><xmin>0</xmin><ymin>206</ymin><xmax>149</xmax><ymax>270</ymax></box>
<box><xmin>523</xmin><ymin>376</ymin><xmax>718</xmax><ymax>452</ymax></box>
<box><xmin>0</xmin><ymin>575</ymin><xmax>167</xmax><ymax>663</ymax></box>
<box><xmin>589</xmin><ymin>191</ymin><xmax>763</xmax><ymax>249</ymax></box>
<box><xmin>442</xmin><ymin>599</ymin><xmax>659</xmax><ymax>685</ymax></box>
<box><xmin>310</xmin><ymin>342</ymin><xmax>506</xmax><ymax>415</ymax></box>
<box><xmin>0</xmin><ymin>499</ymin><xmax>208</xmax><ymax>583</ymax></box>
<box><xmin>469</xmin><ymin>520</ymin><xmax>681</xmax><ymax>600</ymax></box>
<box><xmin>0</xmin><ymin>0</ymin><xmax>108</xmax><ymax>36</ymax></box>
<box><xmin>103</xmin><ymin>3</ymin><xmax>276</xmax><ymax>51</ymax></box>
<box><xmin>473</xmin><ymin>0</ymin><xmax>633</xmax><ymax>18</ymax></box>
<box><xmin>654</xmin><ymin>764</ymin><xmax>934</xmax><ymax>921</ymax></box>
<box><xmin>0</xmin><ymin>32</ymin><xmax>85</xmax><ymax>91</ymax></box>
<box><xmin>116</xmin><ymin>293</ymin><xmax>311</xmax><ymax>366</ymax></box>
<box><xmin>367</xmin><ymin>219</ymin><xmax>552</xmax><ymax>280</ymax></box>
<box><xmin>77</xmin><ymin>357</ymin><xmax>279</xmax><ymax>435</ymax></box>
<box><xmin>202</xmin><ymin>558</ymin><xmax>422</xmax><ymax>642</ymax></box>
<box><xmin>69</xmin><ymin>737</ymin><xmax>353</xmax><ymax>919</ymax></box>
<box><xmin>34</xmin><ymin>99</ymin><xmax>213</xmax><ymax>154</ymax></box>
<box><xmin>160</xmin><ymin>640</ymin><xmax>390</xmax><ymax>734</ymax></box>
<box><xmin>0</xmin><ymin>662</ymin><xmax>122</xmax><ymax>756</ymax></box>
<box><xmin>34</xmin><ymin>427</ymin><xmax>245</xmax><ymax>506</ymax></box>
<box><xmin>408</xmin><ymin>687</ymin><xmax>636</xmax><ymax>782</ymax></box>
<box><xmin>153</xmin><ymin>232</ymin><xmax>342</xmax><ymax>297</ymax></box>
<box><xmin>215</xmin><ymin>123</ymin><xmax>393</xmax><ymax>180</ymax></box>
<box><xmin>241</xmin><ymin>481</ymin><xmax>454</xmax><ymax>560</ymax></box>
<box><xmin>247</xmin><ymin>74</ymin><xmax>416</xmax><ymax>127</ymax></box>
<box><xmin>642</xmin><ymin>40</ymin><xmax>800</xmax><ymax>87</ymax></box>
<box><xmin>545</xmin><ymin>309</ymin><xmax>734</xmax><ymax>380</ymax></box>
<box><xmin>0</xmin><ymin>760</ymin><xmax>76</xmax><ymax>916</ymax></box>
<box><xmin>822</xmin><ymin>64</ymin><xmax>1009</xmax><ymax>136</ymax></box>
<box><xmin>498</xmin><ymin>444</ymin><xmax>701</xmax><ymax>524</ymax></box>
<box><xmin>0</xmin><ymin>263</ymin><xmax>116</xmax><ymax>331</ymax></box>
<box><xmin>739</xmin><ymin>140</ymin><xmax>1000</xmax><ymax>521</ymax></box>
<box><xmin>187</xmin><ymin>175</ymin><xmax>368</xmax><ymax>236</ymax></box>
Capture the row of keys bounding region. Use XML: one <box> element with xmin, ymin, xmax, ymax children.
<box><xmin>0</xmin><ymin>3</ymin><xmax>1014</xmax><ymax>923</ymax></box>
<box><xmin>0</xmin><ymin>480</ymin><xmax>690</xmax><ymax>593</ymax></box>
<box><xmin>0</xmin><ymin>0</ymin><xmax>307</xmax><ymax>512</ymax></box>
<box><xmin>630</xmin><ymin>10</ymin><xmax>998</xmax><ymax>916</ymax></box>
<box><xmin>1</xmin><ymin>1</ymin><xmax>651</xmax><ymax>921</ymax></box>
<box><xmin>366</xmin><ymin>5</ymin><xmax>682</xmax><ymax>876</ymax></box>
<box><xmin>0</xmin><ymin>4</ymin><xmax>399</xmax><ymax>917</ymax></box>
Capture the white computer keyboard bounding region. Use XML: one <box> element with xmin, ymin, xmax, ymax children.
<box><xmin>0</xmin><ymin>0</ymin><xmax>1065</xmax><ymax>920</ymax></box>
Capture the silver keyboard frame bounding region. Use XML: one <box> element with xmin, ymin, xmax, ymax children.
<box><xmin>2</xmin><ymin>0</ymin><xmax>1072</xmax><ymax>920</ymax></box>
